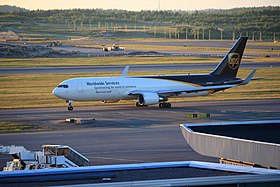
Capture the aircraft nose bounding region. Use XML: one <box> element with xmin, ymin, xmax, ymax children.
<box><xmin>52</xmin><ymin>87</ymin><xmax>67</xmax><ymax>99</ymax></box>
<box><xmin>52</xmin><ymin>88</ymin><xmax>58</xmax><ymax>96</ymax></box>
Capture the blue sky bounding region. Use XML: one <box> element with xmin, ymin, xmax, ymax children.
<box><xmin>1</xmin><ymin>0</ymin><xmax>280</xmax><ymax>10</ymax></box>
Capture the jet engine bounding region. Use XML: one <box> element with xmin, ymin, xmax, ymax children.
<box><xmin>138</xmin><ymin>92</ymin><xmax>166</xmax><ymax>105</ymax></box>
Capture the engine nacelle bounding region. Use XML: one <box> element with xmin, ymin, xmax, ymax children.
<box><xmin>138</xmin><ymin>92</ymin><xmax>166</xmax><ymax>105</ymax></box>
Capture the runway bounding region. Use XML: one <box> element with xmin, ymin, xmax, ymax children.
<box><xmin>0</xmin><ymin>99</ymin><xmax>279</xmax><ymax>169</ymax></box>
<box><xmin>0</xmin><ymin>62</ymin><xmax>279</xmax><ymax>74</ymax></box>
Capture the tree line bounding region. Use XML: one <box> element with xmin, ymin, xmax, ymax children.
<box><xmin>0</xmin><ymin>5</ymin><xmax>280</xmax><ymax>33</ymax></box>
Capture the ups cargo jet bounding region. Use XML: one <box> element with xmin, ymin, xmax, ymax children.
<box><xmin>53</xmin><ymin>37</ymin><xmax>256</xmax><ymax>111</ymax></box>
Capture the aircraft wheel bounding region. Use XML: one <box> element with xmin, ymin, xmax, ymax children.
<box><xmin>68</xmin><ymin>105</ymin><xmax>73</xmax><ymax>111</ymax></box>
<box><xmin>67</xmin><ymin>101</ymin><xmax>74</xmax><ymax>111</ymax></box>
<box><xmin>166</xmin><ymin>103</ymin><xmax>171</xmax><ymax>108</ymax></box>
<box><xmin>159</xmin><ymin>102</ymin><xmax>171</xmax><ymax>108</ymax></box>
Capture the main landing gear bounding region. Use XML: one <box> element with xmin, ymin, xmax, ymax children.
<box><xmin>136</xmin><ymin>102</ymin><xmax>147</xmax><ymax>107</ymax></box>
<box><xmin>159</xmin><ymin>102</ymin><xmax>171</xmax><ymax>108</ymax></box>
<box><xmin>66</xmin><ymin>100</ymin><xmax>74</xmax><ymax>111</ymax></box>
<box><xmin>135</xmin><ymin>102</ymin><xmax>171</xmax><ymax>108</ymax></box>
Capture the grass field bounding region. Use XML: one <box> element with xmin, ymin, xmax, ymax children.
<box><xmin>74</xmin><ymin>43</ymin><xmax>279</xmax><ymax>57</ymax></box>
<box><xmin>0</xmin><ymin>122</ymin><xmax>48</xmax><ymax>133</ymax></box>
<box><xmin>121</xmin><ymin>44</ymin><xmax>280</xmax><ymax>56</ymax></box>
<box><xmin>0</xmin><ymin>68</ymin><xmax>279</xmax><ymax>109</ymax></box>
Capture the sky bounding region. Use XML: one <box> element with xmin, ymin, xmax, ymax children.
<box><xmin>1</xmin><ymin>0</ymin><xmax>279</xmax><ymax>11</ymax></box>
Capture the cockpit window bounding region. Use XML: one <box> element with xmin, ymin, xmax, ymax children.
<box><xmin>58</xmin><ymin>85</ymin><xmax>68</xmax><ymax>88</ymax></box>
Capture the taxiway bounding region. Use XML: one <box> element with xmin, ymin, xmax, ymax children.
<box><xmin>0</xmin><ymin>62</ymin><xmax>279</xmax><ymax>74</ymax></box>
<box><xmin>0</xmin><ymin>99</ymin><xmax>279</xmax><ymax>169</ymax></box>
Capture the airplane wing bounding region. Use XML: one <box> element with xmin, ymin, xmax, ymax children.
<box><xmin>128</xmin><ymin>84</ymin><xmax>236</xmax><ymax>96</ymax></box>
<box><xmin>158</xmin><ymin>84</ymin><xmax>236</xmax><ymax>95</ymax></box>
<box><xmin>129</xmin><ymin>70</ymin><xmax>256</xmax><ymax>96</ymax></box>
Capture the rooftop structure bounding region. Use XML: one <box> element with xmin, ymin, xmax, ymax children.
<box><xmin>180</xmin><ymin>120</ymin><xmax>280</xmax><ymax>169</ymax></box>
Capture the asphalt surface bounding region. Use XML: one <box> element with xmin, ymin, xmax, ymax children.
<box><xmin>0</xmin><ymin>62</ymin><xmax>279</xmax><ymax>74</ymax></box>
<box><xmin>0</xmin><ymin>99</ymin><xmax>279</xmax><ymax>170</ymax></box>
<box><xmin>87</xmin><ymin>38</ymin><xmax>280</xmax><ymax>50</ymax></box>
<box><xmin>122</xmin><ymin>40</ymin><xmax>280</xmax><ymax>50</ymax></box>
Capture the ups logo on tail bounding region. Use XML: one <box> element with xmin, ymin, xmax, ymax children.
<box><xmin>228</xmin><ymin>53</ymin><xmax>240</xmax><ymax>70</ymax></box>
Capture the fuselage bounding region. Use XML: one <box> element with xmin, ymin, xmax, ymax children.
<box><xmin>52</xmin><ymin>74</ymin><xmax>242</xmax><ymax>102</ymax></box>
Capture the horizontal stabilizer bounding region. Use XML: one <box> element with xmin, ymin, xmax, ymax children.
<box><xmin>240</xmin><ymin>70</ymin><xmax>256</xmax><ymax>85</ymax></box>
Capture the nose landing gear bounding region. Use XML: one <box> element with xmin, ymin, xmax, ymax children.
<box><xmin>66</xmin><ymin>100</ymin><xmax>74</xmax><ymax>111</ymax></box>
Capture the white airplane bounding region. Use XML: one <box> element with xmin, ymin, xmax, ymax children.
<box><xmin>53</xmin><ymin>37</ymin><xmax>255</xmax><ymax>111</ymax></box>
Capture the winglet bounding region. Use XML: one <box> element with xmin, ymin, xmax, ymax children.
<box><xmin>240</xmin><ymin>70</ymin><xmax>256</xmax><ymax>85</ymax></box>
<box><xmin>121</xmin><ymin>66</ymin><xmax>129</xmax><ymax>77</ymax></box>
